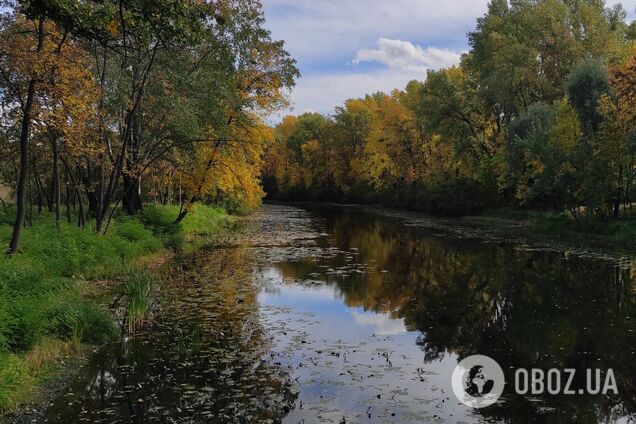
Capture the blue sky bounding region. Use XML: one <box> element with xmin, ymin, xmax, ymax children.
<box><xmin>262</xmin><ymin>0</ymin><xmax>635</xmax><ymax>121</ymax></box>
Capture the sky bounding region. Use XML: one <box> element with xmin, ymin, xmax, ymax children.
<box><xmin>261</xmin><ymin>0</ymin><xmax>635</xmax><ymax>122</ymax></box>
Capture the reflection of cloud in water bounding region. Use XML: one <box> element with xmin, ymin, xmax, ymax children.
<box><xmin>351</xmin><ymin>309</ymin><xmax>407</xmax><ymax>335</ymax></box>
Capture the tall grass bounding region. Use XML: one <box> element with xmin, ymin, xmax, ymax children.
<box><xmin>528</xmin><ymin>213</ymin><xmax>636</xmax><ymax>242</ymax></box>
<box><xmin>141</xmin><ymin>204</ymin><xmax>233</xmax><ymax>251</ymax></box>
<box><xmin>123</xmin><ymin>271</ymin><xmax>154</xmax><ymax>333</ymax></box>
<box><xmin>0</xmin><ymin>204</ymin><xmax>231</xmax><ymax>411</ymax></box>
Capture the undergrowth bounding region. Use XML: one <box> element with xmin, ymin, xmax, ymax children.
<box><xmin>0</xmin><ymin>203</ymin><xmax>231</xmax><ymax>411</ymax></box>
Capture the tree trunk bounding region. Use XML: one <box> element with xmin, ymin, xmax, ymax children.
<box><xmin>35</xmin><ymin>173</ymin><xmax>43</xmax><ymax>213</ymax></box>
<box><xmin>66</xmin><ymin>170</ymin><xmax>72</xmax><ymax>224</ymax></box>
<box><xmin>87</xmin><ymin>190</ymin><xmax>99</xmax><ymax>217</ymax></box>
<box><xmin>122</xmin><ymin>174</ymin><xmax>143</xmax><ymax>215</ymax></box>
<box><xmin>8</xmin><ymin>17</ymin><xmax>45</xmax><ymax>254</ymax></box>
<box><xmin>52</xmin><ymin>137</ymin><xmax>61</xmax><ymax>223</ymax></box>
<box><xmin>34</xmin><ymin>172</ymin><xmax>49</xmax><ymax>212</ymax></box>
<box><xmin>174</xmin><ymin>207</ymin><xmax>189</xmax><ymax>224</ymax></box>
<box><xmin>76</xmin><ymin>187</ymin><xmax>86</xmax><ymax>228</ymax></box>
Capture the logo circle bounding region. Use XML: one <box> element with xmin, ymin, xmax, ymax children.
<box><xmin>452</xmin><ymin>355</ymin><xmax>505</xmax><ymax>408</ymax></box>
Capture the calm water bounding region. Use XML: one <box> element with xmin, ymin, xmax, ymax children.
<box><xmin>43</xmin><ymin>204</ymin><xmax>636</xmax><ymax>423</ymax></box>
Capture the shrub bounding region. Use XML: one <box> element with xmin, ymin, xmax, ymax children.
<box><xmin>140</xmin><ymin>205</ymin><xmax>183</xmax><ymax>248</ymax></box>
<box><xmin>46</xmin><ymin>300</ymin><xmax>118</xmax><ymax>345</ymax></box>
<box><xmin>141</xmin><ymin>204</ymin><xmax>230</xmax><ymax>249</ymax></box>
<box><xmin>114</xmin><ymin>219</ymin><xmax>162</xmax><ymax>252</ymax></box>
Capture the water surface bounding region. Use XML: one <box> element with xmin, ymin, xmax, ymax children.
<box><xmin>44</xmin><ymin>204</ymin><xmax>636</xmax><ymax>423</ymax></box>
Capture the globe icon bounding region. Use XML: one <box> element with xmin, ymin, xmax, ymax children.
<box><xmin>464</xmin><ymin>365</ymin><xmax>495</xmax><ymax>397</ymax></box>
<box><xmin>452</xmin><ymin>355</ymin><xmax>505</xmax><ymax>408</ymax></box>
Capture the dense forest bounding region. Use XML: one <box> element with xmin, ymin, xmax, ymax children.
<box><xmin>264</xmin><ymin>0</ymin><xmax>636</xmax><ymax>220</ymax></box>
<box><xmin>0</xmin><ymin>0</ymin><xmax>298</xmax><ymax>253</ymax></box>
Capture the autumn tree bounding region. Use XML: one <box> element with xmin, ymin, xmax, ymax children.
<box><xmin>0</xmin><ymin>11</ymin><xmax>45</xmax><ymax>253</ymax></box>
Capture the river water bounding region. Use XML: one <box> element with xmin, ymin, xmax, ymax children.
<box><xmin>43</xmin><ymin>204</ymin><xmax>636</xmax><ymax>423</ymax></box>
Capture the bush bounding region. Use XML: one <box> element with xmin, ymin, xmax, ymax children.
<box><xmin>528</xmin><ymin>213</ymin><xmax>636</xmax><ymax>242</ymax></box>
<box><xmin>141</xmin><ymin>204</ymin><xmax>230</xmax><ymax>249</ymax></box>
<box><xmin>114</xmin><ymin>219</ymin><xmax>162</xmax><ymax>252</ymax></box>
<box><xmin>140</xmin><ymin>205</ymin><xmax>183</xmax><ymax>248</ymax></box>
<box><xmin>46</xmin><ymin>300</ymin><xmax>118</xmax><ymax>345</ymax></box>
<box><xmin>0</xmin><ymin>204</ymin><xmax>231</xmax><ymax>410</ymax></box>
<box><xmin>395</xmin><ymin>178</ymin><xmax>502</xmax><ymax>217</ymax></box>
<box><xmin>0</xmin><ymin>214</ymin><xmax>165</xmax><ymax>356</ymax></box>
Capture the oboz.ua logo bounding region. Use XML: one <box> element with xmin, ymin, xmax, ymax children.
<box><xmin>451</xmin><ymin>355</ymin><xmax>505</xmax><ymax>408</ymax></box>
<box><xmin>452</xmin><ymin>355</ymin><xmax>620</xmax><ymax>409</ymax></box>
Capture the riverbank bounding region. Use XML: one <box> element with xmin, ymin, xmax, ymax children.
<box><xmin>482</xmin><ymin>208</ymin><xmax>636</xmax><ymax>242</ymax></box>
<box><xmin>0</xmin><ymin>204</ymin><xmax>233</xmax><ymax>415</ymax></box>
<box><xmin>270</xmin><ymin>201</ymin><xmax>636</xmax><ymax>258</ymax></box>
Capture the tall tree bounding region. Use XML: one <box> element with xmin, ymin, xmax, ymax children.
<box><xmin>0</xmin><ymin>12</ymin><xmax>45</xmax><ymax>253</ymax></box>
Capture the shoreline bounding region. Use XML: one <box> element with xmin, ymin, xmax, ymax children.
<box><xmin>268</xmin><ymin>200</ymin><xmax>636</xmax><ymax>259</ymax></box>
<box><xmin>0</xmin><ymin>205</ymin><xmax>234</xmax><ymax>421</ymax></box>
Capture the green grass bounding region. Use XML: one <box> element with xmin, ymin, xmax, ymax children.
<box><xmin>528</xmin><ymin>213</ymin><xmax>636</xmax><ymax>242</ymax></box>
<box><xmin>141</xmin><ymin>204</ymin><xmax>233</xmax><ymax>251</ymax></box>
<box><xmin>123</xmin><ymin>270</ymin><xmax>154</xmax><ymax>333</ymax></box>
<box><xmin>484</xmin><ymin>207</ymin><xmax>636</xmax><ymax>243</ymax></box>
<box><xmin>0</xmin><ymin>203</ymin><xmax>231</xmax><ymax>411</ymax></box>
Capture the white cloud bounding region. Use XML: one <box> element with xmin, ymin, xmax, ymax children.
<box><xmin>272</xmin><ymin>41</ymin><xmax>460</xmax><ymax>120</ymax></box>
<box><xmin>351</xmin><ymin>310</ymin><xmax>407</xmax><ymax>336</ymax></box>
<box><xmin>354</xmin><ymin>38</ymin><xmax>461</xmax><ymax>72</ymax></box>
<box><xmin>263</xmin><ymin>0</ymin><xmax>489</xmax><ymax>63</ymax></box>
<box><xmin>263</xmin><ymin>0</ymin><xmax>634</xmax><ymax>121</ymax></box>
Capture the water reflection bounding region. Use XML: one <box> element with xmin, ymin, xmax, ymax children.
<box><xmin>264</xmin><ymin>206</ymin><xmax>636</xmax><ymax>423</ymax></box>
<box><xmin>44</xmin><ymin>248</ymin><xmax>297</xmax><ymax>423</ymax></box>
<box><xmin>43</xmin><ymin>205</ymin><xmax>635</xmax><ymax>423</ymax></box>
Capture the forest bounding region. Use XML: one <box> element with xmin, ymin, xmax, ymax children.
<box><xmin>264</xmin><ymin>0</ymin><xmax>636</xmax><ymax>223</ymax></box>
<box><xmin>0</xmin><ymin>0</ymin><xmax>298</xmax><ymax>254</ymax></box>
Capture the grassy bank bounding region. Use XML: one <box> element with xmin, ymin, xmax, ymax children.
<box><xmin>483</xmin><ymin>208</ymin><xmax>636</xmax><ymax>244</ymax></box>
<box><xmin>0</xmin><ymin>204</ymin><xmax>231</xmax><ymax>412</ymax></box>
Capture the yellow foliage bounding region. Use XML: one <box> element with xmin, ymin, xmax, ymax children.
<box><xmin>182</xmin><ymin>116</ymin><xmax>270</xmax><ymax>209</ymax></box>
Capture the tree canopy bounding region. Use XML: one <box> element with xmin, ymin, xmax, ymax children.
<box><xmin>0</xmin><ymin>0</ymin><xmax>299</xmax><ymax>252</ymax></box>
<box><xmin>265</xmin><ymin>0</ymin><xmax>636</xmax><ymax>220</ymax></box>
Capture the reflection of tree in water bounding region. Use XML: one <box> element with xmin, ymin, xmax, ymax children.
<box><xmin>44</xmin><ymin>248</ymin><xmax>297</xmax><ymax>423</ymax></box>
<box><xmin>276</xmin><ymin>209</ymin><xmax>636</xmax><ymax>422</ymax></box>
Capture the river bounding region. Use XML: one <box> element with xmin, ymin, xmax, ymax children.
<box><xmin>42</xmin><ymin>204</ymin><xmax>636</xmax><ymax>423</ymax></box>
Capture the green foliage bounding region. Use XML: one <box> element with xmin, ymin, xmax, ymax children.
<box><xmin>530</xmin><ymin>213</ymin><xmax>636</xmax><ymax>242</ymax></box>
<box><xmin>412</xmin><ymin>178</ymin><xmax>501</xmax><ymax>217</ymax></box>
<box><xmin>0</xmin><ymin>204</ymin><xmax>230</xmax><ymax>410</ymax></box>
<box><xmin>0</xmin><ymin>207</ymin><xmax>210</xmax><ymax>356</ymax></box>
<box><xmin>46</xmin><ymin>300</ymin><xmax>118</xmax><ymax>345</ymax></box>
<box><xmin>114</xmin><ymin>219</ymin><xmax>163</xmax><ymax>252</ymax></box>
<box><xmin>122</xmin><ymin>271</ymin><xmax>154</xmax><ymax>333</ymax></box>
<box><xmin>0</xmin><ymin>214</ymin><xmax>161</xmax><ymax>355</ymax></box>
<box><xmin>140</xmin><ymin>205</ymin><xmax>183</xmax><ymax>249</ymax></box>
<box><xmin>566</xmin><ymin>59</ymin><xmax>611</xmax><ymax>135</ymax></box>
<box><xmin>141</xmin><ymin>204</ymin><xmax>231</xmax><ymax>249</ymax></box>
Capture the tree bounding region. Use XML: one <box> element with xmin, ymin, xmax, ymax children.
<box><xmin>596</xmin><ymin>47</ymin><xmax>636</xmax><ymax>218</ymax></box>
<box><xmin>566</xmin><ymin>59</ymin><xmax>611</xmax><ymax>136</ymax></box>
<box><xmin>0</xmin><ymin>13</ymin><xmax>45</xmax><ymax>253</ymax></box>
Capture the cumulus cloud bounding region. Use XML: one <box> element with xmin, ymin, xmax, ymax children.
<box><xmin>269</xmin><ymin>41</ymin><xmax>460</xmax><ymax>121</ymax></box>
<box><xmin>262</xmin><ymin>0</ymin><xmax>633</xmax><ymax>121</ymax></box>
<box><xmin>354</xmin><ymin>38</ymin><xmax>461</xmax><ymax>72</ymax></box>
<box><xmin>262</xmin><ymin>0</ymin><xmax>489</xmax><ymax>64</ymax></box>
<box><xmin>351</xmin><ymin>310</ymin><xmax>407</xmax><ymax>336</ymax></box>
